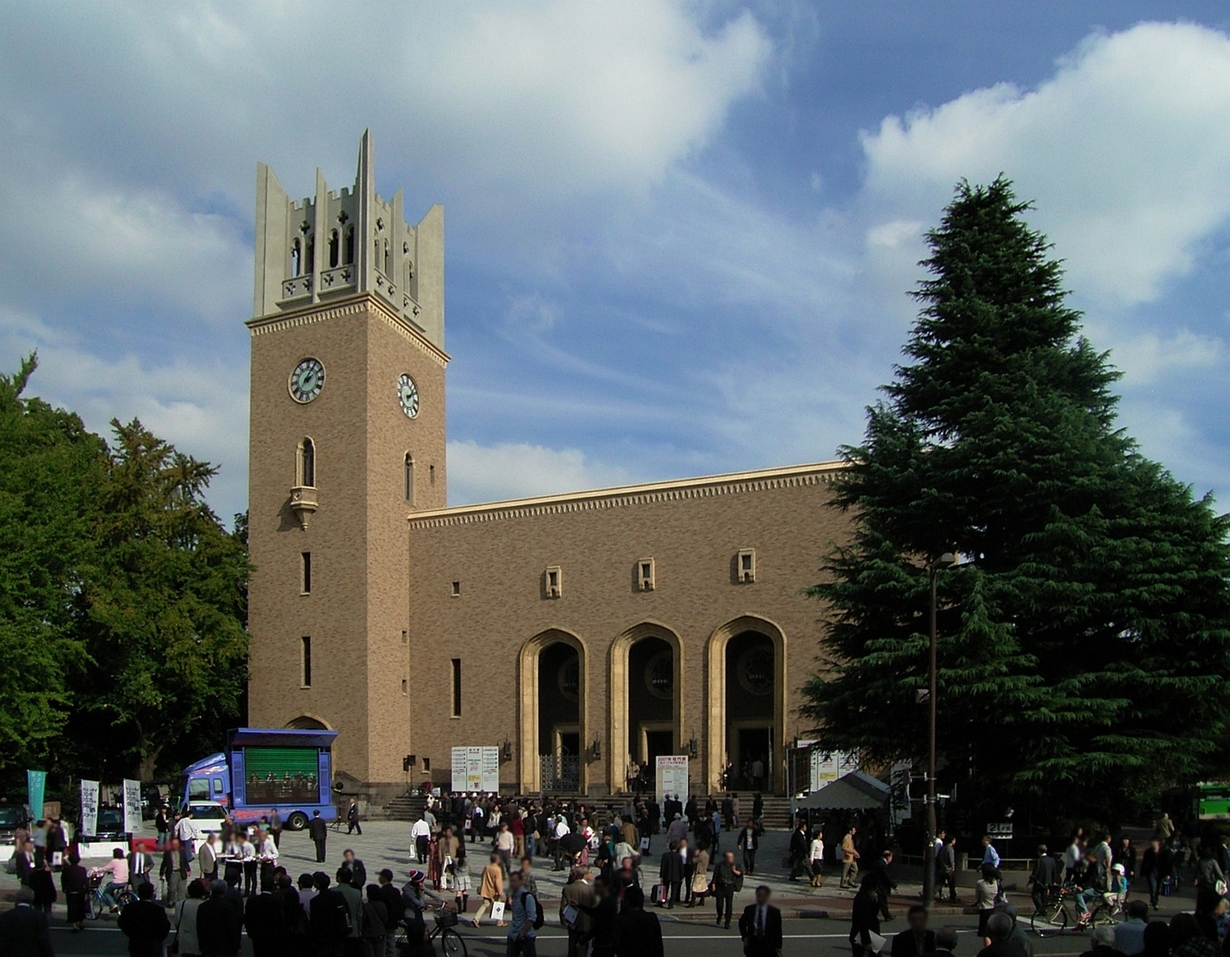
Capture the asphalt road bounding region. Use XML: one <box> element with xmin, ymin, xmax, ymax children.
<box><xmin>46</xmin><ymin>912</ymin><xmax>1097</xmax><ymax>957</ymax></box>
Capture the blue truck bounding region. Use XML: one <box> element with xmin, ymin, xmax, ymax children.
<box><xmin>181</xmin><ymin>727</ymin><xmax>339</xmax><ymax>830</ymax></box>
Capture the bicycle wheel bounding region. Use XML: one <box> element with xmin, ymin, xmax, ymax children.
<box><xmin>440</xmin><ymin>928</ymin><xmax>468</xmax><ymax>957</ymax></box>
<box><xmin>1030</xmin><ymin>903</ymin><xmax>1067</xmax><ymax>937</ymax></box>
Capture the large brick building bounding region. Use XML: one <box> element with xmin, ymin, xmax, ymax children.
<box><xmin>246</xmin><ymin>134</ymin><xmax>852</xmax><ymax>804</ymax></box>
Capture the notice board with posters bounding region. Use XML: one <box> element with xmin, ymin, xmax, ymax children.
<box><xmin>451</xmin><ymin>746</ymin><xmax>499</xmax><ymax>793</ymax></box>
<box><xmin>655</xmin><ymin>755</ymin><xmax>689</xmax><ymax>805</ymax></box>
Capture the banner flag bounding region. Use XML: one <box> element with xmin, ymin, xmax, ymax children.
<box><xmin>26</xmin><ymin>770</ymin><xmax>46</xmax><ymax>822</ymax></box>
<box><xmin>80</xmin><ymin>780</ymin><xmax>100</xmax><ymax>837</ymax></box>
<box><xmin>122</xmin><ymin>779</ymin><xmax>143</xmax><ymax>835</ymax></box>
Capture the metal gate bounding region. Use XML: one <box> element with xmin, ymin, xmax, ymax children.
<box><xmin>539</xmin><ymin>754</ymin><xmax>580</xmax><ymax>791</ymax></box>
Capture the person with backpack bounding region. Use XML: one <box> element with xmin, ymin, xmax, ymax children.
<box><xmin>507</xmin><ymin>868</ymin><xmax>542</xmax><ymax>956</ymax></box>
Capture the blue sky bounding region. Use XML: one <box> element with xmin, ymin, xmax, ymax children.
<box><xmin>2</xmin><ymin>2</ymin><xmax>1229</xmax><ymax>519</ymax></box>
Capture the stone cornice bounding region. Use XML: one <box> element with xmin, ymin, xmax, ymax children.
<box><xmin>246</xmin><ymin>293</ymin><xmax>450</xmax><ymax>368</ymax></box>
<box><xmin>408</xmin><ymin>461</ymin><xmax>846</xmax><ymax>529</ymax></box>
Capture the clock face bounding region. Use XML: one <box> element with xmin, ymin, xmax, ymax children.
<box><xmin>289</xmin><ymin>357</ymin><xmax>325</xmax><ymax>403</ymax></box>
<box><xmin>398</xmin><ymin>373</ymin><xmax>419</xmax><ymax>418</ymax></box>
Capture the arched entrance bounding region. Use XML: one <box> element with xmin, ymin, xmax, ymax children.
<box><xmin>609</xmin><ymin>623</ymin><xmax>682</xmax><ymax>794</ymax></box>
<box><xmin>706</xmin><ymin>616</ymin><xmax>787</xmax><ymax>794</ymax></box>
<box><xmin>518</xmin><ymin>630</ymin><xmax>588</xmax><ymax>793</ymax></box>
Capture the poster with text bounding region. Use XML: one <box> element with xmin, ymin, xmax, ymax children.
<box><xmin>80</xmin><ymin>780</ymin><xmax>100</xmax><ymax>837</ymax></box>
<box><xmin>479</xmin><ymin>747</ymin><xmax>500</xmax><ymax>792</ymax></box>
<box><xmin>26</xmin><ymin>770</ymin><xmax>46</xmax><ymax>822</ymax></box>
<box><xmin>450</xmin><ymin>748</ymin><xmax>467</xmax><ymax>793</ymax></box>
<box><xmin>655</xmin><ymin>755</ymin><xmax>689</xmax><ymax>805</ymax></box>
<box><xmin>122</xmin><ymin>779</ymin><xmax>143</xmax><ymax>834</ymax></box>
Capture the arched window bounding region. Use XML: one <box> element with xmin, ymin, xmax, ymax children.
<box><xmin>328</xmin><ymin>230</ymin><xmax>339</xmax><ymax>268</ymax></box>
<box><xmin>299</xmin><ymin>438</ymin><xmax>316</xmax><ymax>488</ymax></box>
<box><xmin>383</xmin><ymin>239</ymin><xmax>391</xmax><ymax>275</ymax></box>
<box><xmin>404</xmin><ymin>453</ymin><xmax>415</xmax><ymax>504</ymax></box>
<box><xmin>344</xmin><ymin>226</ymin><xmax>355</xmax><ymax>264</ymax></box>
<box><xmin>290</xmin><ymin>239</ymin><xmax>302</xmax><ymax>277</ymax></box>
<box><xmin>305</xmin><ymin>235</ymin><xmax>315</xmax><ymax>273</ymax></box>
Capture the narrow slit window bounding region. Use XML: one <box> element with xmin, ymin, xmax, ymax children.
<box><xmin>401</xmin><ymin>678</ymin><xmax>408</xmax><ymax>696</ymax></box>
<box><xmin>451</xmin><ymin>581</ymin><xmax>461</xmax><ymax>597</ymax></box>
<box><xmin>451</xmin><ymin>658</ymin><xmax>462</xmax><ymax>716</ymax></box>
<box><xmin>301</xmin><ymin>636</ymin><xmax>312</xmax><ymax>688</ymax></box>
<box><xmin>344</xmin><ymin>226</ymin><xmax>355</xmax><ymax>264</ymax></box>
<box><xmin>301</xmin><ymin>551</ymin><xmax>312</xmax><ymax>594</ymax></box>
<box><xmin>328</xmin><ymin>230</ymin><xmax>339</xmax><ymax>268</ymax></box>
<box><xmin>305</xmin><ymin>236</ymin><xmax>314</xmax><ymax>273</ymax></box>
<box><xmin>404</xmin><ymin>453</ymin><xmax>415</xmax><ymax>504</ymax></box>
<box><xmin>290</xmin><ymin>239</ymin><xmax>302</xmax><ymax>277</ymax></box>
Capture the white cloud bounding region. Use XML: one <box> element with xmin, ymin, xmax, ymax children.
<box><xmin>859</xmin><ymin>22</ymin><xmax>1230</xmax><ymax>306</ymax></box>
<box><xmin>446</xmin><ymin>440</ymin><xmax>629</xmax><ymax>505</ymax></box>
<box><xmin>1099</xmin><ymin>328</ymin><xmax>1225</xmax><ymax>385</ymax></box>
<box><xmin>0</xmin><ymin>307</ymin><xmax>249</xmax><ymax>521</ymax></box>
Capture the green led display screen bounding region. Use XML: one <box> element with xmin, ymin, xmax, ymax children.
<box><xmin>245</xmin><ymin>748</ymin><xmax>319</xmax><ymax>805</ymax></box>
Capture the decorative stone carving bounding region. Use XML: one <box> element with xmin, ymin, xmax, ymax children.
<box><xmin>290</xmin><ymin>485</ymin><xmax>318</xmax><ymax>529</ymax></box>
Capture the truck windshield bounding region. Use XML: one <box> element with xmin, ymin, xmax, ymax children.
<box><xmin>187</xmin><ymin>778</ymin><xmax>210</xmax><ymax>801</ymax></box>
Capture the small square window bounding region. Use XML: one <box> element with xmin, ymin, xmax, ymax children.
<box><xmin>738</xmin><ymin>548</ymin><xmax>756</xmax><ymax>583</ymax></box>
<box><xmin>638</xmin><ymin>558</ymin><xmax>656</xmax><ymax>592</ymax></box>
<box><xmin>546</xmin><ymin>565</ymin><xmax>562</xmax><ymax>599</ymax></box>
<box><xmin>451</xmin><ymin>580</ymin><xmax>461</xmax><ymax>597</ymax></box>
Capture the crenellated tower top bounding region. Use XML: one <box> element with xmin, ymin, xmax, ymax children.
<box><xmin>252</xmin><ymin>129</ymin><xmax>444</xmax><ymax>349</ymax></box>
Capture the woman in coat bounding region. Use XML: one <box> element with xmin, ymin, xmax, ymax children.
<box><xmin>974</xmin><ymin>863</ymin><xmax>1000</xmax><ymax>945</ymax></box>
<box><xmin>689</xmin><ymin>846</ymin><xmax>710</xmax><ymax>908</ymax></box>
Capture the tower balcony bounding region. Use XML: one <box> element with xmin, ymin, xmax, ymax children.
<box><xmin>290</xmin><ymin>486</ymin><xmax>318</xmax><ymax>529</ymax></box>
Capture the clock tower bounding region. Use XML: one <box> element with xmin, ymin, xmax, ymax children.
<box><xmin>246</xmin><ymin>131</ymin><xmax>447</xmax><ymax>790</ymax></box>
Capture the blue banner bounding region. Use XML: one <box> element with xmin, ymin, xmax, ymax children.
<box><xmin>26</xmin><ymin>769</ymin><xmax>47</xmax><ymax>822</ymax></box>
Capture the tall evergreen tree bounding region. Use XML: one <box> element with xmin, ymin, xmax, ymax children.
<box><xmin>802</xmin><ymin>179</ymin><xmax>1230</xmax><ymax>822</ymax></box>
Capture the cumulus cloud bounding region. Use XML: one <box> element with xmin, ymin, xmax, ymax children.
<box><xmin>446</xmin><ymin>440</ymin><xmax>629</xmax><ymax>505</ymax></box>
<box><xmin>859</xmin><ymin>21</ymin><xmax>1230</xmax><ymax>306</ymax></box>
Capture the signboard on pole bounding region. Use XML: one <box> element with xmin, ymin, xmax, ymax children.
<box><xmin>80</xmin><ymin>780</ymin><xmax>100</xmax><ymax>837</ymax></box>
<box><xmin>987</xmin><ymin>822</ymin><xmax>1014</xmax><ymax>839</ymax></box>
<box><xmin>810</xmin><ymin>748</ymin><xmax>859</xmax><ymax>790</ymax></box>
<box><xmin>26</xmin><ymin>770</ymin><xmax>46</xmax><ymax>822</ymax></box>
<box><xmin>451</xmin><ymin>746</ymin><xmax>500</xmax><ymax>793</ymax></box>
<box><xmin>122</xmin><ymin>779</ymin><xmax>142</xmax><ymax>834</ymax></box>
<box><xmin>655</xmin><ymin>755</ymin><xmax>689</xmax><ymax>805</ymax></box>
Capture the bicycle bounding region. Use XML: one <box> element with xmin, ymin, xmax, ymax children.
<box><xmin>85</xmin><ymin>876</ymin><xmax>133</xmax><ymax>920</ymax></box>
<box><xmin>1030</xmin><ymin>884</ymin><xmax>1123</xmax><ymax>937</ymax></box>
<box><xmin>394</xmin><ymin>907</ymin><xmax>467</xmax><ymax>957</ymax></box>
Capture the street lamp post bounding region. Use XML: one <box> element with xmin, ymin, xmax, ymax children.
<box><xmin>922</xmin><ymin>552</ymin><xmax>956</xmax><ymax>909</ymax></box>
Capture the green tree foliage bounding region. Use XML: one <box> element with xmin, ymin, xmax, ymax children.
<box><xmin>0</xmin><ymin>356</ymin><xmax>104</xmax><ymax>765</ymax></box>
<box><xmin>802</xmin><ymin>180</ymin><xmax>1230</xmax><ymax>822</ymax></box>
<box><xmin>72</xmin><ymin>420</ymin><xmax>249</xmax><ymax>780</ymax></box>
<box><xmin>0</xmin><ymin>355</ymin><xmax>248</xmax><ymax>782</ymax></box>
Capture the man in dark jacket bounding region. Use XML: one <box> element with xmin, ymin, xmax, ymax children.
<box><xmin>117</xmin><ymin>883</ymin><xmax>171</xmax><ymax>957</ymax></box>
<box><xmin>309</xmin><ymin>874</ymin><xmax>350</xmax><ymax>957</ymax></box>
<box><xmin>659</xmin><ymin>839</ymin><xmax>690</xmax><ymax>908</ymax></box>
<box><xmin>890</xmin><ymin>904</ymin><xmax>936</xmax><ymax>957</ymax></box>
<box><xmin>198</xmin><ymin>880</ymin><xmax>242</xmax><ymax>957</ymax></box>
<box><xmin>1140</xmin><ymin>839</ymin><xmax>1173</xmax><ymax>911</ymax></box>
<box><xmin>0</xmin><ymin>887</ymin><xmax>54</xmax><ymax>957</ymax></box>
<box><xmin>738</xmin><ymin>885</ymin><xmax>784</xmax><ymax>957</ymax></box>
<box><xmin>309</xmin><ymin>811</ymin><xmax>328</xmax><ymax>863</ymax></box>
<box><xmin>869</xmin><ymin>850</ymin><xmax>898</xmax><ymax>922</ymax></box>
<box><xmin>244</xmin><ymin>883</ymin><xmax>285</xmax><ymax>957</ymax></box>
<box><xmin>579</xmin><ymin>874</ymin><xmax>620</xmax><ymax>957</ymax></box>
<box><xmin>937</xmin><ymin>836</ymin><xmax>958</xmax><ymax>903</ymax></box>
<box><xmin>1027</xmin><ymin>846</ymin><xmax>1060</xmax><ymax>914</ymax></box>
<box><xmin>788</xmin><ymin>822</ymin><xmax>810</xmax><ymax>881</ymax></box>
<box><xmin>614</xmin><ymin>886</ymin><xmax>663</xmax><ymax>957</ymax></box>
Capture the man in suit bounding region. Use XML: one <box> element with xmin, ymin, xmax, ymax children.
<box><xmin>938</xmin><ymin>835</ymin><xmax>959</xmax><ymax>903</ymax></box>
<box><xmin>788</xmin><ymin>821</ymin><xmax>810</xmax><ymax>881</ymax></box>
<box><xmin>659</xmin><ymin>839</ymin><xmax>690</xmax><ymax>908</ymax></box>
<box><xmin>614</xmin><ymin>886</ymin><xmax>663</xmax><ymax>957</ymax></box>
<box><xmin>560</xmin><ymin>867</ymin><xmax>596</xmax><ymax>957</ymax></box>
<box><xmin>891</xmin><ymin>905</ymin><xmax>937</xmax><ymax>957</ymax></box>
<box><xmin>128</xmin><ymin>846</ymin><xmax>153</xmax><ymax>896</ymax></box>
<box><xmin>932</xmin><ymin>926</ymin><xmax>959</xmax><ymax>957</ymax></box>
<box><xmin>738</xmin><ymin>885</ymin><xmax>783</xmax><ymax>957</ymax></box>
<box><xmin>118</xmin><ymin>883</ymin><xmax>170</xmax><ymax>957</ymax></box>
<box><xmin>308</xmin><ymin>810</ymin><xmax>328</xmax><ymax>863</ymax></box>
<box><xmin>197</xmin><ymin>880</ymin><xmax>242</xmax><ymax>957</ymax></box>
<box><xmin>13</xmin><ymin>840</ymin><xmax>35</xmax><ymax>886</ymax></box>
<box><xmin>0</xmin><ymin>887</ymin><xmax>53</xmax><ymax>957</ymax></box>
<box><xmin>870</xmin><ymin>850</ymin><xmax>898</xmax><ymax>922</ymax></box>
<box><xmin>1027</xmin><ymin>846</ymin><xmax>1060</xmax><ymax>914</ymax></box>
<box><xmin>244</xmin><ymin>880</ymin><xmax>285</xmax><ymax>957</ymax></box>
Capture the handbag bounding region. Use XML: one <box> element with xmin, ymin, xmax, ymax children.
<box><xmin>734</xmin><ymin>872</ymin><xmax>745</xmax><ymax>893</ymax></box>
<box><xmin>1218</xmin><ymin>879</ymin><xmax>1228</xmax><ymax>896</ymax></box>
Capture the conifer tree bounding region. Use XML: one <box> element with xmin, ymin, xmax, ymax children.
<box><xmin>803</xmin><ymin>179</ymin><xmax>1230</xmax><ymax>821</ymax></box>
